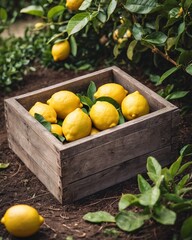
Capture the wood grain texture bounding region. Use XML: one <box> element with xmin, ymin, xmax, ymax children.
<box><xmin>62</xmin><ymin>146</ymin><xmax>174</xmax><ymax>202</ymax></box>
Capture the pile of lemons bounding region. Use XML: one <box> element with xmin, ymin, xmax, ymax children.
<box><xmin>29</xmin><ymin>82</ymin><xmax>150</xmax><ymax>142</ymax></box>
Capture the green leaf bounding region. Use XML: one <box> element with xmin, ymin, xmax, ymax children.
<box><xmin>132</xmin><ymin>23</ymin><xmax>144</xmax><ymax>40</ymax></box>
<box><xmin>107</xmin><ymin>0</ymin><xmax>117</xmax><ymax>20</ymax></box>
<box><xmin>0</xmin><ymin>163</ymin><xmax>9</xmax><ymax>169</ymax></box>
<box><xmin>163</xmin><ymin>193</ymin><xmax>185</xmax><ymax>203</ymax></box>
<box><xmin>20</xmin><ymin>5</ymin><xmax>44</xmax><ymax>17</ymax></box>
<box><xmin>137</xmin><ymin>174</ymin><xmax>151</xmax><ymax>193</ymax></box>
<box><xmin>186</xmin><ymin>64</ymin><xmax>192</xmax><ymax>75</ymax></box>
<box><xmin>166</xmin><ymin>91</ymin><xmax>189</xmax><ymax>100</ymax></box>
<box><xmin>83</xmin><ymin>211</ymin><xmax>115</xmax><ymax>223</ymax></box>
<box><xmin>96</xmin><ymin>96</ymin><xmax>120</xmax><ymax>109</ymax></box>
<box><xmin>181</xmin><ymin>216</ymin><xmax>192</xmax><ymax>239</ymax></box>
<box><xmin>116</xmin><ymin>211</ymin><xmax>149</xmax><ymax>232</ymax></box>
<box><xmin>171</xmin><ymin>202</ymin><xmax>192</xmax><ymax>213</ymax></box>
<box><xmin>153</xmin><ymin>205</ymin><xmax>176</xmax><ymax>225</ymax></box>
<box><xmin>180</xmin><ymin>144</ymin><xmax>192</xmax><ymax>157</ymax></box>
<box><xmin>176</xmin><ymin>174</ymin><xmax>190</xmax><ymax>192</ymax></box>
<box><xmin>177</xmin><ymin>162</ymin><xmax>192</xmax><ymax>176</ymax></box>
<box><xmin>139</xmin><ymin>186</ymin><xmax>160</xmax><ymax>207</ymax></box>
<box><xmin>47</xmin><ymin>5</ymin><xmax>65</xmax><ymax>20</ymax></box>
<box><xmin>127</xmin><ymin>40</ymin><xmax>137</xmax><ymax>60</ymax></box>
<box><xmin>0</xmin><ymin>8</ymin><xmax>8</xmax><ymax>22</ymax></box>
<box><xmin>77</xmin><ymin>94</ymin><xmax>94</xmax><ymax>109</ymax></box>
<box><xmin>52</xmin><ymin>133</ymin><xmax>65</xmax><ymax>143</ymax></box>
<box><xmin>118</xmin><ymin>194</ymin><xmax>138</xmax><ymax>211</ymax></box>
<box><xmin>123</xmin><ymin>0</ymin><xmax>159</xmax><ymax>14</ymax></box>
<box><xmin>70</xmin><ymin>35</ymin><xmax>77</xmax><ymax>57</ymax></box>
<box><xmin>143</xmin><ymin>32</ymin><xmax>167</xmax><ymax>45</ymax></box>
<box><xmin>67</xmin><ymin>12</ymin><xmax>91</xmax><ymax>36</ymax></box>
<box><xmin>169</xmin><ymin>156</ymin><xmax>182</xmax><ymax>178</ymax></box>
<box><xmin>118</xmin><ymin>109</ymin><xmax>125</xmax><ymax>125</ymax></box>
<box><xmin>158</xmin><ymin>66</ymin><xmax>179</xmax><ymax>85</ymax></box>
<box><xmin>87</xmin><ymin>81</ymin><xmax>96</xmax><ymax>102</ymax></box>
<box><xmin>147</xmin><ymin>156</ymin><xmax>162</xmax><ymax>176</ymax></box>
<box><xmin>34</xmin><ymin>113</ymin><xmax>51</xmax><ymax>132</ymax></box>
<box><xmin>79</xmin><ymin>0</ymin><xmax>93</xmax><ymax>10</ymax></box>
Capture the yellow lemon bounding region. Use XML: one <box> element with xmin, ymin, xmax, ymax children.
<box><xmin>94</xmin><ymin>83</ymin><xmax>128</xmax><ymax>105</ymax></box>
<box><xmin>51</xmin><ymin>124</ymin><xmax>63</xmax><ymax>136</ymax></box>
<box><xmin>125</xmin><ymin>29</ymin><xmax>132</xmax><ymax>38</ymax></box>
<box><xmin>121</xmin><ymin>91</ymin><xmax>150</xmax><ymax>120</ymax></box>
<box><xmin>113</xmin><ymin>29</ymin><xmax>119</xmax><ymax>41</ymax></box>
<box><xmin>51</xmin><ymin>40</ymin><xmax>70</xmax><ymax>61</ymax></box>
<box><xmin>89</xmin><ymin>101</ymin><xmax>119</xmax><ymax>130</ymax></box>
<box><xmin>1</xmin><ymin>204</ymin><xmax>44</xmax><ymax>237</ymax></box>
<box><xmin>29</xmin><ymin>102</ymin><xmax>57</xmax><ymax>123</ymax></box>
<box><xmin>90</xmin><ymin>127</ymin><xmax>100</xmax><ymax>135</ymax></box>
<box><xmin>62</xmin><ymin>108</ymin><xmax>92</xmax><ymax>141</ymax></box>
<box><xmin>34</xmin><ymin>22</ymin><xmax>45</xmax><ymax>30</ymax></box>
<box><xmin>66</xmin><ymin>0</ymin><xmax>84</xmax><ymax>11</ymax></box>
<box><xmin>47</xmin><ymin>90</ymin><xmax>83</xmax><ymax>119</ymax></box>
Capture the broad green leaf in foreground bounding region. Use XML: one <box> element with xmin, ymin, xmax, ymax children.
<box><xmin>20</xmin><ymin>5</ymin><xmax>44</xmax><ymax>17</ymax></box>
<box><xmin>0</xmin><ymin>163</ymin><xmax>9</xmax><ymax>169</ymax></box>
<box><xmin>153</xmin><ymin>205</ymin><xmax>176</xmax><ymax>225</ymax></box>
<box><xmin>147</xmin><ymin>156</ymin><xmax>161</xmax><ymax>176</ymax></box>
<box><xmin>118</xmin><ymin>194</ymin><xmax>138</xmax><ymax>211</ymax></box>
<box><xmin>137</xmin><ymin>174</ymin><xmax>151</xmax><ymax>193</ymax></box>
<box><xmin>115</xmin><ymin>211</ymin><xmax>150</xmax><ymax>232</ymax></box>
<box><xmin>67</xmin><ymin>12</ymin><xmax>91</xmax><ymax>36</ymax></box>
<box><xmin>123</xmin><ymin>0</ymin><xmax>159</xmax><ymax>14</ymax></box>
<box><xmin>107</xmin><ymin>0</ymin><xmax>118</xmax><ymax>20</ymax></box>
<box><xmin>83</xmin><ymin>211</ymin><xmax>115</xmax><ymax>223</ymax></box>
<box><xmin>87</xmin><ymin>81</ymin><xmax>97</xmax><ymax>102</ymax></box>
<box><xmin>139</xmin><ymin>186</ymin><xmax>160</xmax><ymax>206</ymax></box>
<box><xmin>181</xmin><ymin>216</ymin><xmax>192</xmax><ymax>240</ymax></box>
<box><xmin>79</xmin><ymin>0</ymin><xmax>92</xmax><ymax>10</ymax></box>
<box><xmin>143</xmin><ymin>32</ymin><xmax>167</xmax><ymax>45</ymax></box>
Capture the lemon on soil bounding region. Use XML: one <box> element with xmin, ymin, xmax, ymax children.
<box><xmin>62</xmin><ymin>108</ymin><xmax>92</xmax><ymax>141</ymax></box>
<box><xmin>51</xmin><ymin>40</ymin><xmax>70</xmax><ymax>61</ymax></box>
<box><xmin>66</xmin><ymin>0</ymin><xmax>84</xmax><ymax>11</ymax></box>
<box><xmin>1</xmin><ymin>204</ymin><xmax>44</xmax><ymax>237</ymax></box>
<box><xmin>51</xmin><ymin>124</ymin><xmax>63</xmax><ymax>136</ymax></box>
<box><xmin>29</xmin><ymin>102</ymin><xmax>57</xmax><ymax>123</ymax></box>
<box><xmin>89</xmin><ymin>101</ymin><xmax>119</xmax><ymax>131</ymax></box>
<box><xmin>94</xmin><ymin>83</ymin><xmax>128</xmax><ymax>105</ymax></box>
<box><xmin>121</xmin><ymin>91</ymin><xmax>150</xmax><ymax>120</ymax></box>
<box><xmin>47</xmin><ymin>90</ymin><xmax>83</xmax><ymax>119</ymax></box>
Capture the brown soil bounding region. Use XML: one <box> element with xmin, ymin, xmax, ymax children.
<box><xmin>0</xmin><ymin>66</ymin><xmax>192</xmax><ymax>240</ymax></box>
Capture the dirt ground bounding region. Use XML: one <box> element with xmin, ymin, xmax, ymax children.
<box><xmin>0</xmin><ymin>66</ymin><xmax>192</xmax><ymax>240</ymax></box>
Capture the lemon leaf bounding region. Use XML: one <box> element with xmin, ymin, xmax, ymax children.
<box><xmin>20</xmin><ymin>5</ymin><xmax>44</xmax><ymax>17</ymax></box>
<box><xmin>47</xmin><ymin>5</ymin><xmax>65</xmax><ymax>20</ymax></box>
<box><xmin>87</xmin><ymin>81</ymin><xmax>96</xmax><ymax>102</ymax></box>
<box><xmin>34</xmin><ymin>113</ymin><xmax>51</xmax><ymax>132</ymax></box>
<box><xmin>77</xmin><ymin>94</ymin><xmax>94</xmax><ymax>108</ymax></box>
<box><xmin>118</xmin><ymin>109</ymin><xmax>125</xmax><ymax>124</ymax></box>
<box><xmin>0</xmin><ymin>163</ymin><xmax>9</xmax><ymax>169</ymax></box>
<box><xmin>96</xmin><ymin>96</ymin><xmax>120</xmax><ymax>109</ymax></box>
<box><xmin>52</xmin><ymin>133</ymin><xmax>65</xmax><ymax>143</ymax></box>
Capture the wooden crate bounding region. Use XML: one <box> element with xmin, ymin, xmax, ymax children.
<box><xmin>4</xmin><ymin>66</ymin><xmax>180</xmax><ymax>203</ymax></box>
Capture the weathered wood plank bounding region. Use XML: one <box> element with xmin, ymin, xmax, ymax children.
<box><xmin>62</xmin><ymin>146</ymin><xmax>174</xmax><ymax>202</ymax></box>
<box><xmin>4</xmin><ymin>99</ymin><xmax>62</xmax><ymax>176</ymax></box>
<box><xmin>8</xmin><ymin>136</ymin><xmax>63</xmax><ymax>203</ymax></box>
<box><xmin>61</xmin><ymin>121</ymin><xmax>171</xmax><ymax>184</ymax></box>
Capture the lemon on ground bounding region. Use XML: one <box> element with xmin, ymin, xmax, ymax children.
<box><xmin>51</xmin><ymin>40</ymin><xmax>70</xmax><ymax>61</ymax></box>
<box><xmin>89</xmin><ymin>101</ymin><xmax>119</xmax><ymax>130</ymax></box>
<box><xmin>29</xmin><ymin>102</ymin><xmax>57</xmax><ymax>123</ymax></box>
<box><xmin>94</xmin><ymin>83</ymin><xmax>128</xmax><ymax>105</ymax></box>
<box><xmin>1</xmin><ymin>204</ymin><xmax>44</xmax><ymax>237</ymax></box>
<box><xmin>47</xmin><ymin>90</ymin><xmax>83</xmax><ymax>119</ymax></box>
<box><xmin>51</xmin><ymin>124</ymin><xmax>63</xmax><ymax>136</ymax></box>
<box><xmin>62</xmin><ymin>108</ymin><xmax>92</xmax><ymax>141</ymax></box>
<box><xmin>90</xmin><ymin>127</ymin><xmax>100</xmax><ymax>135</ymax></box>
<box><xmin>121</xmin><ymin>91</ymin><xmax>150</xmax><ymax>120</ymax></box>
<box><xmin>66</xmin><ymin>0</ymin><xmax>84</xmax><ymax>11</ymax></box>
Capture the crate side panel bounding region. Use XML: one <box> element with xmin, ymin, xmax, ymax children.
<box><xmin>16</xmin><ymin>68</ymin><xmax>113</xmax><ymax>111</ymax></box>
<box><xmin>62</xmin><ymin>120</ymin><xmax>171</xmax><ymax>184</ymax></box>
<box><xmin>63</xmin><ymin>146</ymin><xmax>173</xmax><ymax>202</ymax></box>
<box><xmin>60</xmin><ymin>108</ymin><xmax>172</xmax><ymax>159</ymax></box>
<box><xmin>5</xmin><ymin>99</ymin><xmax>61</xmax><ymax>176</ymax></box>
<box><xmin>8</xmin><ymin>135</ymin><xmax>63</xmax><ymax>203</ymax></box>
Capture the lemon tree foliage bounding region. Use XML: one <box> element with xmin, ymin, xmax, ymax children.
<box><xmin>83</xmin><ymin>144</ymin><xmax>192</xmax><ymax>238</ymax></box>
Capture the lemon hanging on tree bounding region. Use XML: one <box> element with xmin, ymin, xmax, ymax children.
<box><xmin>121</xmin><ymin>91</ymin><xmax>150</xmax><ymax>120</ymax></box>
<box><xmin>66</xmin><ymin>0</ymin><xmax>84</xmax><ymax>11</ymax></box>
<box><xmin>1</xmin><ymin>204</ymin><xmax>44</xmax><ymax>237</ymax></box>
<box><xmin>51</xmin><ymin>40</ymin><xmax>70</xmax><ymax>61</ymax></box>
